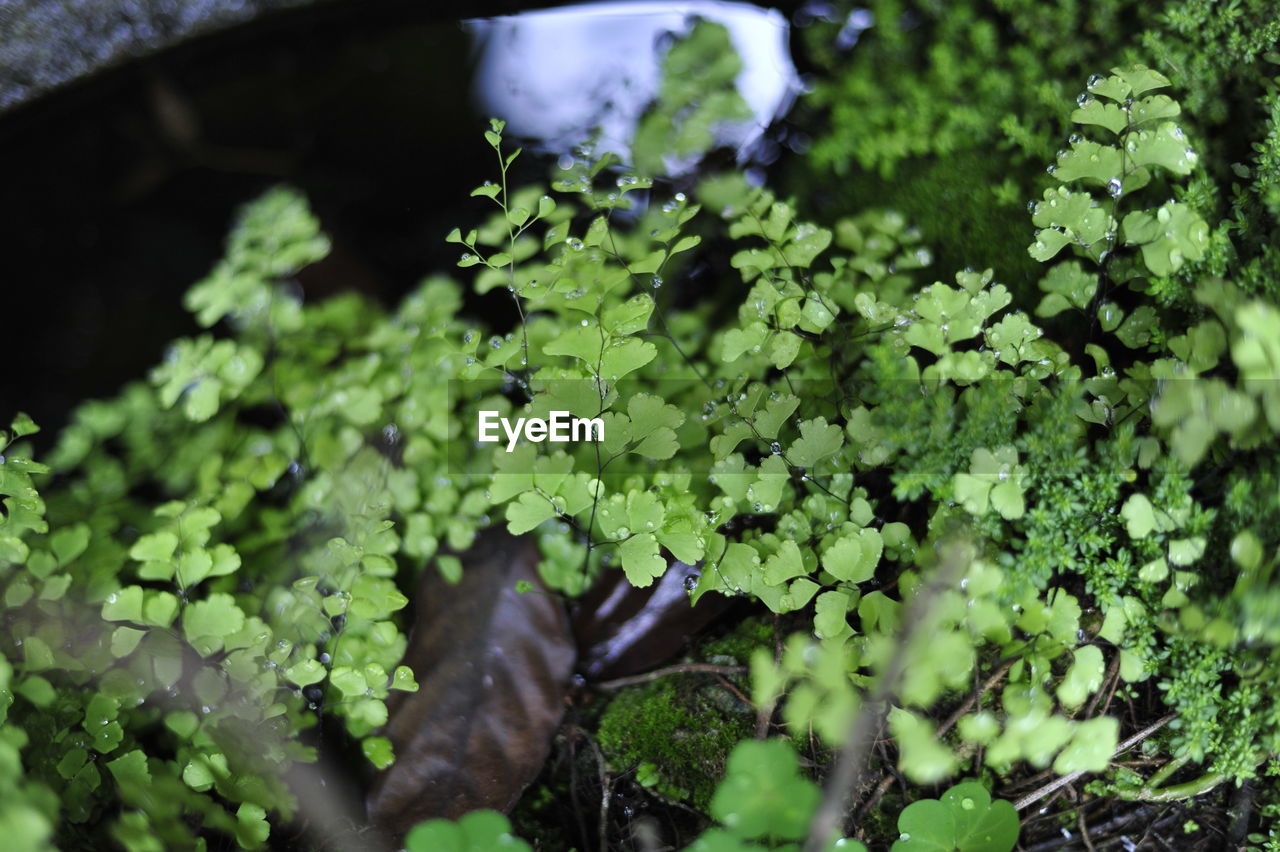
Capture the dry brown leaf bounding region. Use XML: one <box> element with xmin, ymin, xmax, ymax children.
<box><xmin>366</xmin><ymin>530</ymin><xmax>575</xmax><ymax>840</ymax></box>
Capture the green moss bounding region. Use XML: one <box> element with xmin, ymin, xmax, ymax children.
<box><xmin>699</xmin><ymin>615</ymin><xmax>774</xmax><ymax>665</ymax></box>
<box><xmin>596</xmin><ymin>677</ymin><xmax>753</xmax><ymax>811</ymax></box>
<box><xmin>792</xmin><ymin>149</ymin><xmax>1043</xmax><ymax>304</ymax></box>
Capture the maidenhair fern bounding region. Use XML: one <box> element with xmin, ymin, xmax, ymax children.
<box><xmin>5</xmin><ymin>37</ymin><xmax>1280</xmax><ymax>852</ymax></box>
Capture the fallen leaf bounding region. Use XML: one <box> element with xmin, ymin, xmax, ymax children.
<box><xmin>573</xmin><ymin>562</ymin><xmax>735</xmax><ymax>680</ymax></box>
<box><xmin>366</xmin><ymin>530</ymin><xmax>575</xmax><ymax>839</ymax></box>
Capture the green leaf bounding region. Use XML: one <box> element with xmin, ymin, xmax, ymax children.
<box><xmin>106</xmin><ymin>750</ymin><xmax>151</xmax><ymax>790</ymax></box>
<box><xmin>129</xmin><ymin>531</ymin><xmax>178</xmax><ymax>563</ymax></box>
<box><xmin>1056</xmin><ymin>645</ymin><xmax>1105</xmax><ymax>709</ymax></box>
<box><xmin>143</xmin><ymin>590</ymin><xmax>179</xmax><ymax>628</ymax></box>
<box><xmin>813</xmin><ymin>591</ymin><xmax>853</xmax><ymax>641</ymax></box>
<box><xmin>236</xmin><ymin>802</ymin><xmax>271</xmax><ymax>848</ymax></box>
<box><xmin>1086</xmin><ymin>74</ymin><xmax>1131</xmax><ymax>102</ymax></box>
<box><xmin>627</xmin><ymin>394</ymin><xmax>685</xmax><ymax>440</ymax></box>
<box><xmin>404</xmin><ymin>810</ymin><xmax>531</xmax><ymax>852</ymax></box>
<box><xmin>1130</xmin><ymin>94</ymin><xmax>1181</xmax><ymax>126</ymax></box>
<box><xmin>363</xmin><ymin>736</ymin><xmax>396</xmax><ymax>770</ymax></box>
<box><xmin>506</xmin><ymin>492</ymin><xmax>557</xmax><ymax>535</ymax></box>
<box><xmin>1127</xmin><ymin>123</ymin><xmax>1198</xmax><ymax>175</ymax></box>
<box><xmin>600</xmin><ymin>338</ymin><xmax>657</xmax><ymax>381</ymax></box>
<box><xmin>894</xmin><ymin>799</ymin><xmax>954</xmax><ymax>852</ymax></box>
<box><xmin>51</xmin><ymin>523</ymin><xmax>90</xmax><ymax>566</ymax></box>
<box><xmin>762</xmin><ymin>540</ymin><xmax>805</xmax><ymax>585</ymax></box>
<box><xmin>110</xmin><ymin>627</ymin><xmax>146</xmax><ymax>657</ymax></box>
<box><xmin>890</xmin><ymin>708</ymin><xmax>958</xmax><ymax>783</ymax></box>
<box><xmin>942</xmin><ymin>782</ymin><xmax>1019</xmax><ymax>852</ymax></box>
<box><xmin>789</xmin><ymin>417</ymin><xmax>843</xmax><ymax>467</ymax></box>
<box><xmin>990</xmin><ymin>479</ymin><xmax>1025</xmax><ymax>520</ymax></box>
<box><xmin>1053</xmin><ymin>717</ymin><xmax>1118</xmax><ymax>774</ymax></box>
<box><xmin>1036</xmin><ymin>262</ymin><xmax>1097</xmax><ymax>317</ymax></box>
<box><xmin>722</xmin><ymin>322</ymin><xmax>769</xmax><ymax>362</ymax></box>
<box><xmin>1115</xmin><ymin>305</ymin><xmax>1157</xmax><ymax>348</ymax></box>
<box><xmin>821</xmin><ymin>529</ymin><xmax>882</xmax><ymax>584</ymax></box>
<box><xmin>799</xmin><ymin>296</ymin><xmax>837</xmax><ymax>333</ymax></box>
<box><xmin>182</xmin><ymin>593</ymin><xmax>247</xmax><ymax>655</ymax></box>
<box><xmin>1071</xmin><ymin>99</ymin><xmax>1127</xmax><ymax>134</ymax></box>
<box><xmin>1112</xmin><ymin>64</ymin><xmax>1170</xmax><ymax>97</ymax></box>
<box><xmin>285</xmin><ymin>659</ymin><xmax>326</xmax><ymax>687</ymax></box>
<box><xmin>182</xmin><ymin>757</ymin><xmax>217</xmax><ymax>791</ymax></box>
<box><xmin>176</xmin><ymin>549</ymin><xmax>213</xmax><ymax>586</ymax></box>
<box><xmin>891</xmin><ymin>781</ymin><xmax>1018</xmax><ymax>852</ymax></box>
<box><xmin>619</xmin><ymin>533</ymin><xmax>666</xmax><ymax>588</ymax></box>
<box><xmin>754</xmin><ymin>395</ymin><xmax>800</xmax><ymax>439</ymax></box>
<box><xmin>1051</xmin><ymin>139</ymin><xmax>1123</xmax><ymax>187</ymax></box>
<box><xmin>770</xmin><ymin>333</ymin><xmax>802</xmax><ymax>369</ymax></box>
<box><xmin>9</xmin><ymin>412</ymin><xmax>39</xmax><ymax>438</ymax></box>
<box><xmin>602</xmin><ymin>295</ymin><xmax>655</xmax><ymax>335</ymax></box>
<box><xmin>103</xmin><ymin>586</ymin><xmax>144</xmax><ymax>622</ymax></box>
<box><xmin>1121</xmin><ymin>203</ymin><xmax>1209</xmax><ymax>276</ymax></box>
<box><xmin>391</xmin><ymin>665</ymin><xmax>419</xmax><ymax>692</ymax></box>
<box><xmin>709</xmin><ymin>739</ymin><xmax>820</xmax><ymax>841</ymax></box>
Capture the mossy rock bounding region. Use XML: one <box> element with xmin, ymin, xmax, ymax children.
<box><xmin>597</xmin><ymin>675</ymin><xmax>754</xmax><ymax>811</ymax></box>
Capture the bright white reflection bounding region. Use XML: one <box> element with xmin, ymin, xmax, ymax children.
<box><xmin>466</xmin><ymin>1</ymin><xmax>798</xmax><ymax>173</ymax></box>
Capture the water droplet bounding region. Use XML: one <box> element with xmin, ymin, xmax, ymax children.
<box><xmin>651</xmin><ymin>275</ymin><xmax>663</xmax><ymax>289</ymax></box>
<box><xmin>1087</xmin><ymin>73</ymin><xmax>1104</xmax><ymax>88</ymax></box>
<box><xmin>1107</xmin><ymin>177</ymin><xmax>1123</xmax><ymax>198</ymax></box>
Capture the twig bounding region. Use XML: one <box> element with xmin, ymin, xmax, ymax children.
<box><xmin>567</xmin><ymin>725</ymin><xmax>613</xmax><ymax>851</ymax></box>
<box><xmin>854</xmin><ymin>774</ymin><xmax>897</xmax><ymax>836</ymax></box>
<box><xmin>1020</xmin><ymin>805</ymin><xmax>1156</xmax><ymax>852</ymax></box>
<box><xmin>803</xmin><ymin>541</ymin><xmax>973</xmax><ymax>851</ymax></box>
<box><xmin>937</xmin><ymin>659</ymin><xmax>1014</xmax><ymax>737</ymax></box>
<box><xmin>592</xmin><ymin>663</ymin><xmax>747</xmax><ymax>691</ymax></box>
<box><xmin>1078</xmin><ymin>808</ymin><xmax>1096</xmax><ymax>852</ymax></box>
<box><xmin>567</xmin><ymin>730</ymin><xmax>589</xmax><ymax>851</ymax></box>
<box><xmin>854</xmin><ymin>660</ymin><xmax>1009</xmax><ymax>833</ymax></box>
<box><xmin>1013</xmin><ymin>713</ymin><xmax>1175</xmax><ymax>811</ymax></box>
<box><xmin>714</xmin><ymin>673</ymin><xmax>754</xmax><ymax>709</ymax></box>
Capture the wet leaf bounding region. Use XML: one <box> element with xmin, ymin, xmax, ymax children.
<box><xmin>367</xmin><ymin>531</ymin><xmax>575</xmax><ymax>841</ymax></box>
<box><xmin>572</xmin><ymin>562</ymin><xmax>732</xmax><ymax>680</ymax></box>
<box><xmin>890</xmin><ymin>780</ymin><xmax>1018</xmax><ymax>852</ymax></box>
